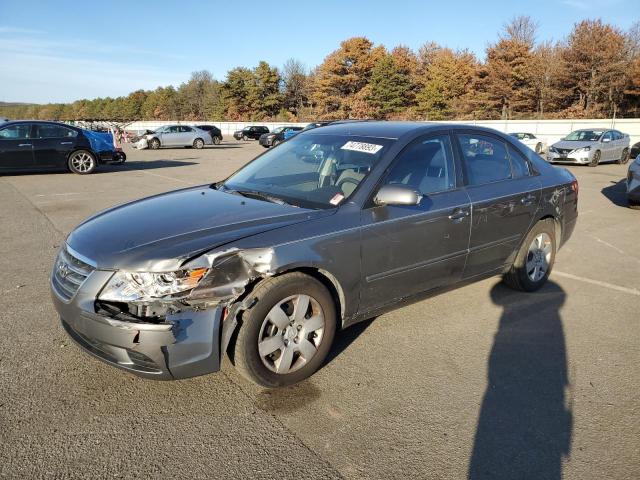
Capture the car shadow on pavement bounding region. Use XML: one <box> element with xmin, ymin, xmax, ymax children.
<box><xmin>468</xmin><ymin>281</ymin><xmax>572</xmax><ymax>480</ymax></box>
<box><xmin>101</xmin><ymin>159</ymin><xmax>199</xmax><ymax>173</ymax></box>
<box><xmin>601</xmin><ymin>179</ymin><xmax>629</xmax><ymax>207</ymax></box>
<box><xmin>323</xmin><ymin>317</ymin><xmax>375</xmax><ymax>366</ymax></box>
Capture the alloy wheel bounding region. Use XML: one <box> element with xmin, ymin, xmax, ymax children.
<box><xmin>526</xmin><ymin>233</ymin><xmax>552</xmax><ymax>282</ymax></box>
<box><xmin>257</xmin><ymin>294</ymin><xmax>325</xmax><ymax>374</ymax></box>
<box><xmin>70</xmin><ymin>152</ymin><xmax>94</xmax><ymax>173</ymax></box>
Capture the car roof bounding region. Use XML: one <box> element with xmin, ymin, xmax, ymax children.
<box><xmin>0</xmin><ymin>120</ymin><xmax>80</xmax><ymax>130</ymax></box>
<box><xmin>301</xmin><ymin>120</ymin><xmax>504</xmax><ymax>139</ymax></box>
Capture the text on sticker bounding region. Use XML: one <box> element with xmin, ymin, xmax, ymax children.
<box><xmin>341</xmin><ymin>141</ymin><xmax>383</xmax><ymax>154</ymax></box>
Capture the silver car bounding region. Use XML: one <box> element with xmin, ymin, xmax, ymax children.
<box><xmin>547</xmin><ymin>129</ymin><xmax>630</xmax><ymax>167</ymax></box>
<box><xmin>146</xmin><ymin>125</ymin><xmax>213</xmax><ymax>149</ymax></box>
<box><xmin>627</xmin><ymin>154</ymin><xmax>640</xmax><ymax>209</ymax></box>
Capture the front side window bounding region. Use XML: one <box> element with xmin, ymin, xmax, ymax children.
<box><xmin>457</xmin><ymin>134</ymin><xmax>512</xmax><ymax>186</ymax></box>
<box><xmin>0</xmin><ymin>124</ymin><xmax>31</xmax><ymax>139</ymax></box>
<box><xmin>384</xmin><ymin>134</ymin><xmax>456</xmax><ymax>195</ymax></box>
<box><xmin>222</xmin><ymin>134</ymin><xmax>393</xmax><ymax>209</ymax></box>
<box><xmin>35</xmin><ymin>124</ymin><xmax>77</xmax><ymax>139</ymax></box>
<box><xmin>168</xmin><ymin>126</ymin><xmax>180</xmax><ymax>133</ymax></box>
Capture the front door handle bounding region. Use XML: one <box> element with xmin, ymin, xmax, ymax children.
<box><xmin>520</xmin><ymin>194</ymin><xmax>536</xmax><ymax>206</ymax></box>
<box><xmin>449</xmin><ymin>208</ymin><xmax>470</xmax><ymax>222</ymax></box>
<box><xmin>60</xmin><ymin>141</ymin><xmax>73</xmax><ymax>145</ymax></box>
<box><xmin>18</xmin><ymin>143</ymin><xmax>32</xmax><ymax>147</ymax></box>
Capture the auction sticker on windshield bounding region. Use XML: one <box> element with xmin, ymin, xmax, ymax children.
<box><xmin>341</xmin><ymin>141</ymin><xmax>383</xmax><ymax>154</ymax></box>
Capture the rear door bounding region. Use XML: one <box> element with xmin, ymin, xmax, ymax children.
<box><xmin>360</xmin><ymin>132</ymin><xmax>471</xmax><ymax>312</ymax></box>
<box><xmin>179</xmin><ymin>126</ymin><xmax>195</xmax><ymax>145</ymax></box>
<box><xmin>454</xmin><ymin>132</ymin><xmax>542</xmax><ymax>278</ymax></box>
<box><xmin>0</xmin><ymin>123</ymin><xmax>35</xmax><ymax>170</ymax></box>
<box><xmin>32</xmin><ymin>123</ymin><xmax>78</xmax><ymax>168</ymax></box>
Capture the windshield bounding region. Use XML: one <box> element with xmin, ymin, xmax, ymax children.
<box><xmin>565</xmin><ymin>130</ymin><xmax>603</xmax><ymax>141</ymax></box>
<box><xmin>221</xmin><ymin>133</ymin><xmax>394</xmax><ymax>209</ymax></box>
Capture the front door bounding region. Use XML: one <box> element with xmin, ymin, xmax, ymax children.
<box><xmin>454</xmin><ymin>133</ymin><xmax>542</xmax><ymax>278</ymax></box>
<box><xmin>161</xmin><ymin>126</ymin><xmax>181</xmax><ymax>146</ymax></box>
<box><xmin>0</xmin><ymin>123</ymin><xmax>34</xmax><ymax>170</ymax></box>
<box><xmin>360</xmin><ymin>133</ymin><xmax>471</xmax><ymax>313</ymax></box>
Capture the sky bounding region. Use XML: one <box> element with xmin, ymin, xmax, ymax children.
<box><xmin>0</xmin><ymin>0</ymin><xmax>637</xmax><ymax>104</ymax></box>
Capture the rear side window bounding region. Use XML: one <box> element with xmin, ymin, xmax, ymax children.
<box><xmin>180</xmin><ymin>126</ymin><xmax>194</xmax><ymax>133</ymax></box>
<box><xmin>35</xmin><ymin>124</ymin><xmax>77</xmax><ymax>139</ymax></box>
<box><xmin>457</xmin><ymin>134</ymin><xmax>512</xmax><ymax>186</ymax></box>
<box><xmin>0</xmin><ymin>124</ymin><xmax>31</xmax><ymax>139</ymax></box>
<box><xmin>384</xmin><ymin>134</ymin><xmax>456</xmax><ymax>195</ymax></box>
<box><xmin>507</xmin><ymin>145</ymin><xmax>531</xmax><ymax>178</ymax></box>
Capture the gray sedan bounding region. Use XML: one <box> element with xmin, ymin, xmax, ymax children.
<box><xmin>547</xmin><ymin>129</ymin><xmax>630</xmax><ymax>166</ymax></box>
<box><xmin>51</xmin><ymin>122</ymin><xmax>578</xmax><ymax>388</ymax></box>
<box><xmin>146</xmin><ymin>125</ymin><xmax>213</xmax><ymax>149</ymax></box>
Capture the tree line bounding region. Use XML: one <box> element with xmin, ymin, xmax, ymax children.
<box><xmin>2</xmin><ymin>17</ymin><xmax>639</xmax><ymax>122</ymax></box>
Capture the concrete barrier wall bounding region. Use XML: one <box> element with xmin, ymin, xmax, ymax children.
<box><xmin>125</xmin><ymin>119</ymin><xmax>640</xmax><ymax>147</ymax></box>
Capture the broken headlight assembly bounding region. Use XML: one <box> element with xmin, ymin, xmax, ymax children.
<box><xmin>99</xmin><ymin>268</ymin><xmax>209</xmax><ymax>302</ymax></box>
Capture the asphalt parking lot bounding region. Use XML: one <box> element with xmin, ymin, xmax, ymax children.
<box><xmin>1</xmin><ymin>140</ymin><xmax>639</xmax><ymax>479</ymax></box>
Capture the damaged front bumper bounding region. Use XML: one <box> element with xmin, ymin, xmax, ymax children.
<box><xmin>51</xmin><ymin>268</ymin><xmax>226</xmax><ymax>380</ymax></box>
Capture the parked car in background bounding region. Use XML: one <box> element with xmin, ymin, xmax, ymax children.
<box><xmin>547</xmin><ymin>129</ymin><xmax>630</xmax><ymax>166</ymax></box>
<box><xmin>283</xmin><ymin>126</ymin><xmax>304</xmax><ymax>141</ymax></box>
<box><xmin>51</xmin><ymin>121</ymin><xmax>578</xmax><ymax>388</ymax></box>
<box><xmin>145</xmin><ymin>125</ymin><xmax>213</xmax><ymax>149</ymax></box>
<box><xmin>233</xmin><ymin>126</ymin><xmax>269</xmax><ymax>141</ymax></box>
<box><xmin>627</xmin><ymin>154</ymin><xmax>640</xmax><ymax>209</ymax></box>
<box><xmin>0</xmin><ymin>120</ymin><xmax>125</xmax><ymax>174</ymax></box>
<box><xmin>195</xmin><ymin>124</ymin><xmax>223</xmax><ymax>145</ymax></box>
<box><xmin>509</xmin><ymin>132</ymin><xmax>547</xmax><ymax>154</ymax></box>
<box><xmin>259</xmin><ymin>126</ymin><xmax>304</xmax><ymax>148</ymax></box>
<box><xmin>301</xmin><ymin>121</ymin><xmax>333</xmax><ymax>132</ymax></box>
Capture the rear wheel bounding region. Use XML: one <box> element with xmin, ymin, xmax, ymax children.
<box><xmin>535</xmin><ymin>143</ymin><xmax>543</xmax><ymax>154</ymax></box>
<box><xmin>589</xmin><ymin>150</ymin><xmax>601</xmax><ymax>167</ymax></box>
<box><xmin>504</xmin><ymin>219</ymin><xmax>556</xmax><ymax>292</ymax></box>
<box><xmin>242</xmin><ymin>134</ymin><xmax>249</xmax><ymax>141</ymax></box>
<box><xmin>213</xmin><ymin>136</ymin><xmax>221</xmax><ymax>145</ymax></box>
<box><xmin>193</xmin><ymin>138</ymin><xmax>204</xmax><ymax>149</ymax></box>
<box><xmin>149</xmin><ymin>138</ymin><xmax>161</xmax><ymax>150</ymax></box>
<box><xmin>230</xmin><ymin>272</ymin><xmax>336</xmax><ymax>388</ymax></box>
<box><xmin>618</xmin><ymin>148</ymin><xmax>629</xmax><ymax>165</ymax></box>
<box><xmin>67</xmin><ymin>150</ymin><xmax>96</xmax><ymax>175</ymax></box>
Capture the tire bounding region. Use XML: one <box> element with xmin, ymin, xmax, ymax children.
<box><xmin>213</xmin><ymin>136</ymin><xmax>221</xmax><ymax>145</ymax></box>
<box><xmin>618</xmin><ymin>148</ymin><xmax>629</xmax><ymax>165</ymax></box>
<box><xmin>503</xmin><ymin>218</ymin><xmax>556</xmax><ymax>292</ymax></box>
<box><xmin>629</xmin><ymin>199</ymin><xmax>640</xmax><ymax>210</ymax></box>
<box><xmin>193</xmin><ymin>138</ymin><xmax>204</xmax><ymax>149</ymax></box>
<box><xmin>242</xmin><ymin>135</ymin><xmax>249</xmax><ymax>141</ymax></box>
<box><xmin>67</xmin><ymin>150</ymin><xmax>97</xmax><ymax>175</ymax></box>
<box><xmin>272</xmin><ymin>139</ymin><xmax>280</xmax><ymax>147</ymax></box>
<box><xmin>589</xmin><ymin>150</ymin><xmax>601</xmax><ymax>167</ymax></box>
<box><xmin>149</xmin><ymin>138</ymin><xmax>161</xmax><ymax>150</ymax></box>
<box><xmin>535</xmin><ymin>143</ymin><xmax>543</xmax><ymax>154</ymax></box>
<box><xmin>230</xmin><ymin>272</ymin><xmax>337</xmax><ymax>388</ymax></box>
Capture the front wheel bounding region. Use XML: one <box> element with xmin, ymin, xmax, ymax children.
<box><xmin>589</xmin><ymin>150</ymin><xmax>601</xmax><ymax>167</ymax></box>
<box><xmin>68</xmin><ymin>150</ymin><xmax>96</xmax><ymax>174</ymax></box>
<box><xmin>230</xmin><ymin>272</ymin><xmax>337</xmax><ymax>388</ymax></box>
<box><xmin>535</xmin><ymin>143</ymin><xmax>543</xmax><ymax>154</ymax></box>
<box><xmin>149</xmin><ymin>138</ymin><xmax>161</xmax><ymax>150</ymax></box>
<box><xmin>242</xmin><ymin>134</ymin><xmax>249</xmax><ymax>141</ymax></box>
<box><xmin>272</xmin><ymin>139</ymin><xmax>280</xmax><ymax>147</ymax></box>
<box><xmin>193</xmin><ymin>138</ymin><xmax>204</xmax><ymax>149</ymax></box>
<box><xmin>503</xmin><ymin>219</ymin><xmax>556</xmax><ymax>292</ymax></box>
<box><xmin>618</xmin><ymin>148</ymin><xmax>629</xmax><ymax>165</ymax></box>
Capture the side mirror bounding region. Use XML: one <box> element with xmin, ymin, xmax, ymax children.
<box><xmin>374</xmin><ymin>184</ymin><xmax>421</xmax><ymax>206</ymax></box>
<box><xmin>602</xmin><ymin>137</ymin><xmax>611</xmax><ymax>143</ymax></box>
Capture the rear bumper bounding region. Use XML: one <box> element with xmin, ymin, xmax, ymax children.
<box><xmin>51</xmin><ymin>269</ymin><xmax>223</xmax><ymax>380</ymax></box>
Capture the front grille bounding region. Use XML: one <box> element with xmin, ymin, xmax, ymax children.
<box><xmin>52</xmin><ymin>246</ymin><xmax>95</xmax><ymax>300</ymax></box>
<box><xmin>556</xmin><ymin>148</ymin><xmax>573</xmax><ymax>155</ymax></box>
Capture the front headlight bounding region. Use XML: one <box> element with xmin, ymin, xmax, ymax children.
<box><xmin>573</xmin><ymin>146</ymin><xmax>591</xmax><ymax>154</ymax></box>
<box><xmin>99</xmin><ymin>268</ymin><xmax>209</xmax><ymax>302</ymax></box>
<box><xmin>549</xmin><ymin>146</ymin><xmax>558</xmax><ymax>153</ymax></box>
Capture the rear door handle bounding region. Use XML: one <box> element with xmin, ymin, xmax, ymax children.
<box><xmin>18</xmin><ymin>143</ymin><xmax>32</xmax><ymax>147</ymax></box>
<box><xmin>449</xmin><ymin>208</ymin><xmax>470</xmax><ymax>222</ymax></box>
<box><xmin>520</xmin><ymin>194</ymin><xmax>536</xmax><ymax>206</ymax></box>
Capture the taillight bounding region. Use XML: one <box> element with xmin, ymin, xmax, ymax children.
<box><xmin>570</xmin><ymin>179</ymin><xmax>579</xmax><ymax>199</ymax></box>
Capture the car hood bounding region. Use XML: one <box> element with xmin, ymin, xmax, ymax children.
<box><xmin>552</xmin><ymin>140</ymin><xmax>594</xmax><ymax>150</ymax></box>
<box><xmin>66</xmin><ymin>186</ymin><xmax>330</xmax><ymax>271</ymax></box>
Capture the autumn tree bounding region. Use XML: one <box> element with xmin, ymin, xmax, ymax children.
<box><xmin>282</xmin><ymin>58</ymin><xmax>310</xmax><ymax>118</ymax></box>
<box><xmin>366</xmin><ymin>54</ymin><xmax>413</xmax><ymax>119</ymax></box>
<box><xmin>560</xmin><ymin>19</ymin><xmax>627</xmax><ymax>116</ymax></box>
<box><xmin>249</xmin><ymin>61</ymin><xmax>282</xmax><ymax>119</ymax></box>
<box><xmin>312</xmin><ymin>37</ymin><xmax>385</xmax><ymax>119</ymax></box>
<box><xmin>223</xmin><ymin>67</ymin><xmax>255</xmax><ymax>120</ymax></box>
